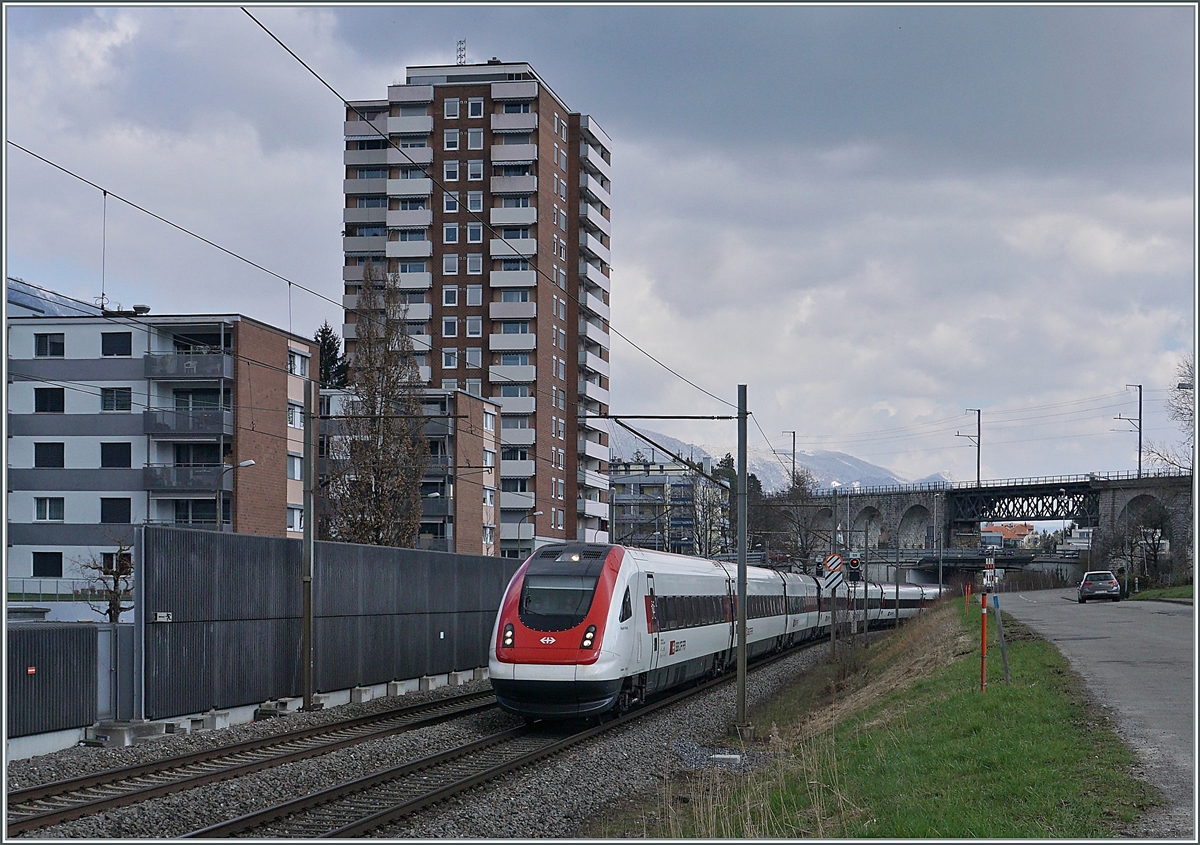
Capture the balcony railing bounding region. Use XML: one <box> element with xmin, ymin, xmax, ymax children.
<box><xmin>144</xmin><ymin>353</ymin><xmax>234</xmax><ymax>380</ymax></box>
<box><xmin>144</xmin><ymin>464</ymin><xmax>227</xmax><ymax>491</ymax></box>
<box><xmin>143</xmin><ymin>409</ymin><xmax>233</xmax><ymax>436</ymax></box>
<box><xmin>8</xmin><ymin>577</ymin><xmax>132</xmax><ymax>604</ymax></box>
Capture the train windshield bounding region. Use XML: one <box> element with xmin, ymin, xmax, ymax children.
<box><xmin>520</xmin><ymin>574</ymin><xmax>599</xmax><ymax>631</ymax></box>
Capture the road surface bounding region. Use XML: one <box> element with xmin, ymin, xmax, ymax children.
<box><xmin>999</xmin><ymin>589</ymin><xmax>1194</xmax><ymax>838</ymax></box>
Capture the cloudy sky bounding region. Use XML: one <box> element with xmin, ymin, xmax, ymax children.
<box><xmin>5</xmin><ymin>5</ymin><xmax>1195</xmax><ymax>483</ymax></box>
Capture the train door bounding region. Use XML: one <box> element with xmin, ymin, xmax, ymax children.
<box><xmin>646</xmin><ymin>573</ymin><xmax>660</xmax><ymax>672</ymax></box>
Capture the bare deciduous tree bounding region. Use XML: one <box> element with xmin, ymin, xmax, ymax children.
<box><xmin>1146</xmin><ymin>353</ymin><xmax>1194</xmax><ymax>472</ymax></box>
<box><xmin>74</xmin><ymin>541</ymin><xmax>134</xmax><ymax>623</ymax></box>
<box><xmin>322</xmin><ymin>262</ymin><xmax>428</xmax><ymax>547</ymax></box>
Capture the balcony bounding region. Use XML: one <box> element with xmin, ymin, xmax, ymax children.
<box><xmin>387</xmin><ymin>178</ymin><xmax>433</xmax><ymax>197</ymax></box>
<box><xmin>144</xmin><ymin>464</ymin><xmax>226</xmax><ymax>492</ymax></box>
<box><xmin>500</xmin><ymin>427</ymin><xmax>537</xmax><ymax>446</ymax></box>
<box><xmin>579</xmin><ymin>379</ymin><xmax>610</xmax><ymax>406</ymax></box>
<box><xmin>409</xmin><ymin>335</ymin><xmax>434</xmax><ymax>354</ymax></box>
<box><xmin>579</xmin><ymin>201</ymin><xmax>611</xmax><ymax>238</ymax></box>
<box><xmin>578</xmin><ymin>468</ymin><xmax>610</xmax><ymax>491</ymax></box>
<box><xmin>491</xmin><ymin>80</ymin><xmax>539</xmax><ymax>100</ymax></box>
<box><xmin>489</xmin><ymin>333</ymin><xmax>537</xmax><ymax>352</ymax></box>
<box><xmin>344</xmin><ymin>177</ymin><xmax>387</xmax><ymax>195</ymax></box>
<box><xmin>391</xmin><ymin>272</ymin><xmax>433</xmax><ymax>290</ymax></box>
<box><xmin>344</xmin><ymin>207</ymin><xmax>387</xmax><ymax>225</ymax></box>
<box><xmin>579</xmin><ymin>349</ymin><xmax>609</xmax><ymax>378</ymax></box>
<box><xmin>580</xmin><ymin>172</ymin><xmax>611</xmax><ymax>207</ymax></box>
<box><xmin>386</xmin><ymin>208</ymin><xmax>433</xmax><ymax>228</ymax></box>
<box><xmin>578</xmin><ymin>498</ymin><xmax>609</xmax><ymax>520</ymax></box>
<box><xmin>580</xmin><ymin>438</ymin><xmax>610</xmax><ymax>462</ymax></box>
<box><xmin>579</xmin><ymin>142</ymin><xmax>612</xmax><ymax>181</ymax></box>
<box><xmin>500</xmin><ymin>490</ymin><xmax>536</xmax><ymax>510</ymax></box>
<box><xmin>386</xmin><ymin>115</ymin><xmax>433</xmax><ymax>135</ymax></box>
<box><xmin>501</xmin><ymin>459</ymin><xmax>536</xmax><ymax>478</ymax></box>
<box><xmin>490</xmin><ymin>112</ymin><xmax>539</xmax><ymax>133</ymax></box>
<box><xmin>387</xmin><ymin>84</ymin><xmax>433</xmax><ymax>103</ymax></box>
<box><xmin>344</xmin><ymin>117</ymin><xmax>389</xmax><ymax>137</ymax></box>
<box><xmin>489</xmin><ymin>300</ymin><xmax>537</xmax><ymax>320</ymax></box>
<box><xmin>579</xmin><ymin>231</ymin><xmax>610</xmax><ymax>264</ymax></box>
<box><xmin>385</xmin><ymin>240</ymin><xmax>433</xmax><ymax>259</ymax></box>
<box><xmin>580</xmin><ymin>115</ymin><xmax>612</xmax><ymax>157</ymax></box>
<box><xmin>144</xmin><ymin>353</ymin><xmax>234</xmax><ymax>380</ymax></box>
<box><xmin>491</xmin><ymin>175</ymin><xmax>537</xmax><ymax>195</ymax></box>
<box><xmin>344</xmin><ymin>235</ymin><xmax>387</xmax><ymax>253</ymax></box>
<box><xmin>579</xmin><ymin>261</ymin><xmax>610</xmax><ymax>293</ymax></box>
<box><xmin>421</xmin><ymin>495</ymin><xmax>451</xmax><ymax>518</ymax></box>
<box><xmin>388</xmin><ymin>146</ymin><xmax>433</xmax><ymax>167</ymax></box>
<box><xmin>489</xmin><ymin>364</ymin><xmax>536</xmax><ymax>383</ymax></box>
<box><xmin>489</xmin><ymin>269</ymin><xmax>538</xmax><ymax>288</ymax></box>
<box><xmin>490</xmin><ymin>237</ymin><xmax>537</xmax><ymax>258</ymax></box>
<box><xmin>344</xmin><ymin>149</ymin><xmax>389</xmax><ymax>167</ymax></box>
<box><xmin>490</xmin><ymin>143</ymin><xmax>538</xmax><ymax>164</ymax></box>
<box><xmin>499</xmin><ymin>523</ymin><xmax>537</xmax><ymax>542</ymax></box>
<box><xmin>581</xmin><ymin>320</ymin><xmax>610</xmax><ymax>348</ymax></box>
<box><xmin>397</xmin><ymin>302</ymin><xmax>433</xmax><ymax>322</ymax></box>
<box><xmin>489</xmin><ymin>206</ymin><xmax>537</xmax><ymax>226</ymax></box>
<box><xmin>494</xmin><ymin>395</ymin><xmax>535</xmax><ymax>414</ymax></box>
<box><xmin>144</xmin><ymin>409</ymin><xmax>233</xmax><ymax>437</ymax></box>
<box><xmin>581</xmin><ymin>291</ymin><xmax>609</xmax><ymax>321</ymax></box>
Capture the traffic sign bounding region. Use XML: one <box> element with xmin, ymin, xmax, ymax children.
<box><xmin>824</xmin><ymin>553</ymin><xmax>843</xmax><ymax>573</ymax></box>
<box><xmin>823</xmin><ymin>572</ymin><xmax>844</xmax><ymax>592</ymax></box>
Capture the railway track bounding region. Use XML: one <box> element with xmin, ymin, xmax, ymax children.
<box><xmin>186</xmin><ymin>640</ymin><xmax>826</xmax><ymax>838</ymax></box>
<box><xmin>6</xmin><ymin>689</ymin><xmax>497</xmax><ymax>837</ymax></box>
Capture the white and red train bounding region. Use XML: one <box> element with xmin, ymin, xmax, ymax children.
<box><xmin>488</xmin><ymin>543</ymin><xmax>946</xmax><ymax>719</ymax></box>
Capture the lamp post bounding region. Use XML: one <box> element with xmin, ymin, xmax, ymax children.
<box><xmin>517</xmin><ymin>510</ymin><xmax>543</xmax><ymax>559</ymax></box>
<box><xmin>215</xmin><ymin>459</ymin><xmax>255</xmax><ymax>531</ymax></box>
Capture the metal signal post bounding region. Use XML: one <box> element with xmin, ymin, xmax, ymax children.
<box><xmin>735</xmin><ymin>385</ymin><xmax>750</xmax><ymax>737</ymax></box>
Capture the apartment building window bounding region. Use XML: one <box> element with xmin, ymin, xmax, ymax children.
<box><xmin>444</xmin><ymin>224</ymin><xmax>459</xmax><ymax>244</ymax></box>
<box><xmin>442</xmin><ymin>286</ymin><xmax>458</xmax><ymax>307</ymax></box>
<box><xmin>557</xmin><ymin>509</ymin><xmax>565</xmax><ymax>529</ymax></box>
<box><xmin>444</xmin><ymin>129</ymin><xmax>459</xmax><ymax>150</ymax></box>
<box><xmin>466</xmin><ymin>316</ymin><xmax>482</xmax><ymax>337</ymax></box>
<box><xmin>443</xmin><ymin>254</ymin><xmax>459</xmax><ymax>275</ymax></box>
<box><xmin>287</xmin><ymin>454</ymin><xmax>303</xmax><ymax>481</ymax></box>
<box><xmin>443</xmin><ymin>192</ymin><xmax>459</xmax><ymax>213</ymax></box>
<box><xmin>350</xmin><ymin>225</ymin><xmax>386</xmax><ymax>238</ymax></box>
<box><xmin>400</xmin><ymin>198</ymin><xmax>427</xmax><ymax>210</ymax></box>
<box><xmin>35</xmin><ymin>387</ymin><xmax>65</xmax><ymax>413</ymax></box>
<box><xmin>501</xmin><ymin>289</ymin><xmax>530</xmax><ymax>302</ymax></box>
<box><xmin>34</xmin><ymin>333</ymin><xmax>65</xmax><ymax>357</ymax></box>
<box><xmin>551</xmin><ymin>507</ymin><xmax>558</xmax><ymax>527</ymax></box>
<box><xmin>500</xmin><ymin>416</ymin><xmax>529</xmax><ymax>429</ymax></box>
<box><xmin>468</xmin><ymin>98</ymin><xmax>484</xmax><ymax>118</ymax></box>
<box><xmin>466</xmin><ymin>222</ymin><xmax>483</xmax><ymax>243</ymax></box>
<box><xmin>467</xmin><ymin>128</ymin><xmax>484</xmax><ymax>150</ymax></box>
<box><xmin>559</xmin><ymin>178</ymin><xmax>566</xmax><ymax>200</ymax></box>
<box><xmin>501</xmin><ymin>321</ymin><xmax>529</xmax><ymax>334</ymax></box>
<box><xmin>483</xmin><ymin>486</ymin><xmax>495</xmax><ymax>506</ymax></box>
<box><xmin>441</xmin><ymin>379</ymin><xmax>458</xmax><ymax>390</ymax></box>
<box><xmin>500</xmin><ymin>352</ymin><xmax>530</xmax><ymax>366</ymax></box>
<box><xmin>287</xmin><ymin>507</ymin><xmax>304</xmax><ymax>532</ymax></box>
<box><xmin>465</xmin><ymin>347</ymin><xmax>482</xmax><ymax>369</ymax></box>
<box><xmin>443</xmin><ymin>348</ymin><xmax>458</xmax><ymax>368</ymax></box>
<box><xmin>357</xmin><ymin>195</ymin><xmax>387</xmax><ymax>208</ymax></box>
<box><xmin>442</xmin><ymin>318</ymin><xmax>458</xmax><ymax>338</ymax></box>
<box><xmin>502</xmin><ymin>226</ymin><xmax>530</xmax><ymax>240</ymax></box>
<box><xmin>354</xmin><ymin>254</ymin><xmax>386</xmax><ymax>265</ymax></box>
<box><xmin>287</xmin><ymin>403</ymin><xmax>304</xmax><ymax>429</ymax></box>
<box><xmin>444</xmin><ymin>160</ymin><xmax>459</xmax><ymax>181</ymax></box>
<box><xmin>100</xmin><ymin>498</ymin><xmax>132</xmax><ymax>524</ymax></box>
<box><xmin>466</xmin><ymin>285</ymin><xmax>483</xmax><ymax>306</ymax></box>
<box><xmin>557</xmin><ymin>418</ymin><xmax>566</xmax><ymax>438</ymax></box>
<box><xmin>500</xmin><ymin>384</ymin><xmax>529</xmax><ymax>397</ymax></box>
<box><xmin>467</xmin><ymin>160</ymin><xmax>483</xmax><ymax>181</ymax></box>
<box><xmin>287</xmin><ymin>351</ymin><xmax>308</xmax><ymax>376</ymax></box>
<box><xmin>467</xmin><ymin>191</ymin><xmax>483</xmax><ymax>212</ymax></box>
<box><xmin>504</xmin><ymin>102</ymin><xmax>530</xmax><ymax>114</ymax></box>
<box><xmin>398</xmin><ymin>261</ymin><xmax>427</xmax><ymax>273</ymax></box>
<box><xmin>102</xmin><ymin>332</ymin><xmax>133</xmax><ymax>356</ymax></box>
<box><xmin>396</xmin><ymin>229</ymin><xmax>426</xmax><ymax>241</ymax></box>
<box><xmin>35</xmin><ymin>497</ymin><xmax>65</xmax><ymax>521</ymax></box>
<box><xmin>444</xmin><ymin>98</ymin><xmax>459</xmax><ymax>118</ymax></box>
<box><xmin>484</xmin><ymin>411</ymin><xmax>496</xmax><ymax>431</ymax></box>
<box><xmin>466</xmin><ymin>378</ymin><xmax>482</xmax><ymax>397</ymax></box>
<box><xmin>466</xmin><ymin>254</ymin><xmax>483</xmax><ymax>274</ymax></box>
<box><xmin>101</xmin><ymin>387</ymin><xmax>132</xmax><ymax>412</ymax></box>
<box><xmin>356</xmin><ymin>168</ymin><xmax>387</xmax><ymax>179</ymax></box>
<box><xmin>34</xmin><ymin>442</ymin><xmax>65</xmax><ymax>468</ymax></box>
<box><xmin>32</xmin><ymin>551</ymin><xmax>63</xmax><ymax>578</ymax></box>
<box><xmin>501</xmin><ymin>258</ymin><xmax>530</xmax><ymax>272</ymax></box>
<box><xmin>483</xmin><ymin>449</ymin><xmax>496</xmax><ymax>468</ymax></box>
<box><xmin>558</xmin><ymin>268</ymin><xmax>567</xmax><ymax>288</ymax></box>
<box><xmin>100</xmin><ymin>442</ymin><xmax>132</xmax><ymax>468</ymax></box>
<box><xmin>558</xmin><ymin>359</ymin><xmax>567</xmax><ymax>379</ymax></box>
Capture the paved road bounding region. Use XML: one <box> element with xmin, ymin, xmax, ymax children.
<box><xmin>999</xmin><ymin>589</ymin><xmax>1194</xmax><ymax>837</ymax></box>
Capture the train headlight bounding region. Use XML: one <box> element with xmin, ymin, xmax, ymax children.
<box><xmin>502</xmin><ymin>623</ymin><xmax>515</xmax><ymax>648</ymax></box>
<box><xmin>580</xmin><ymin>625</ymin><xmax>596</xmax><ymax>649</ymax></box>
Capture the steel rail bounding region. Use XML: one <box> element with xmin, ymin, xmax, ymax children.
<box><xmin>186</xmin><ymin>637</ymin><xmax>829</xmax><ymax>839</ymax></box>
<box><xmin>6</xmin><ymin>690</ymin><xmax>497</xmax><ymax>836</ymax></box>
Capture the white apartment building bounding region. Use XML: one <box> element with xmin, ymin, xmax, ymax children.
<box><xmin>341</xmin><ymin>59</ymin><xmax>613</xmax><ymax>556</ymax></box>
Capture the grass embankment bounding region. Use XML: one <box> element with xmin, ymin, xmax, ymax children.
<box><xmin>587</xmin><ymin>601</ymin><xmax>1158</xmax><ymax>838</ymax></box>
<box><xmin>1129</xmin><ymin>584</ymin><xmax>1193</xmax><ymax>601</ymax></box>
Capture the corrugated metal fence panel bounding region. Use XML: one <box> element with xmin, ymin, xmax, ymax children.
<box><xmin>141</xmin><ymin>526</ymin><xmax>521</xmax><ymax>719</ymax></box>
<box><xmin>7</xmin><ymin>624</ymin><xmax>97</xmax><ymax>738</ymax></box>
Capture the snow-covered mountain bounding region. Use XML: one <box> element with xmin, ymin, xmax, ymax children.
<box><xmin>600</xmin><ymin>421</ymin><xmax>949</xmax><ymax>491</ymax></box>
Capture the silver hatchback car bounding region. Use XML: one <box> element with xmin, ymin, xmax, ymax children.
<box><xmin>1078</xmin><ymin>570</ymin><xmax>1121</xmax><ymax>603</ymax></box>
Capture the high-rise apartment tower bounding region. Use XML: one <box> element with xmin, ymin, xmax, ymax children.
<box><xmin>341</xmin><ymin>60</ymin><xmax>612</xmax><ymax>555</ymax></box>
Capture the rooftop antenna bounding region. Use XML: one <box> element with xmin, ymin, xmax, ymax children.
<box><xmin>456</xmin><ymin>39</ymin><xmax>466</xmax><ymax>65</ymax></box>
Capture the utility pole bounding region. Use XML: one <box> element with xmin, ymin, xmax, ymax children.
<box><xmin>936</xmin><ymin>492</ymin><xmax>943</xmax><ymax>591</ymax></box>
<box><xmin>735</xmin><ymin>384</ymin><xmax>750</xmax><ymax>738</ymax></box>
<box><xmin>956</xmin><ymin>409</ymin><xmax>981</xmax><ymax>486</ymax></box>
<box><xmin>1117</xmin><ymin>384</ymin><xmax>1143</xmax><ymax>478</ymax></box>
<box><xmin>301</xmin><ymin>377</ymin><xmax>318</xmax><ymax>711</ymax></box>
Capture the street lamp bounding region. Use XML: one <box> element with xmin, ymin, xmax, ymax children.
<box><xmin>517</xmin><ymin>510</ymin><xmax>543</xmax><ymax>559</ymax></box>
<box><xmin>215</xmin><ymin>459</ymin><xmax>255</xmax><ymax>531</ymax></box>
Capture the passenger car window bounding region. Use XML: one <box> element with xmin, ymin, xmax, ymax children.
<box><xmin>619</xmin><ymin>587</ymin><xmax>632</xmax><ymax>622</ymax></box>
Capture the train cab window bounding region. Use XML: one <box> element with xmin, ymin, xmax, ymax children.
<box><xmin>619</xmin><ymin>587</ymin><xmax>632</xmax><ymax>622</ymax></box>
<box><xmin>519</xmin><ymin>575</ymin><xmax>599</xmax><ymax>632</ymax></box>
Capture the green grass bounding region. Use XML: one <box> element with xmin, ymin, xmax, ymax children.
<box><xmin>1128</xmin><ymin>584</ymin><xmax>1192</xmax><ymax>601</ymax></box>
<box><xmin>603</xmin><ymin>602</ymin><xmax>1159</xmax><ymax>838</ymax></box>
